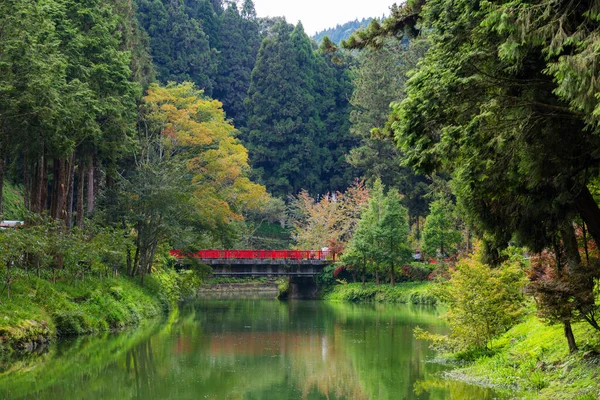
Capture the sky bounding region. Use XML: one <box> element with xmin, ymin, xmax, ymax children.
<box><xmin>252</xmin><ymin>0</ymin><xmax>395</xmax><ymax>36</ymax></box>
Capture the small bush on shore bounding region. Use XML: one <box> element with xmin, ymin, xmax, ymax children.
<box><xmin>415</xmin><ymin>248</ymin><xmax>528</xmax><ymax>352</ymax></box>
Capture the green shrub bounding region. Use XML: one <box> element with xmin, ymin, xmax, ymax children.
<box><xmin>323</xmin><ymin>282</ymin><xmax>437</xmax><ymax>305</ymax></box>
<box><xmin>276</xmin><ymin>279</ymin><xmax>289</xmax><ymax>300</ymax></box>
<box><xmin>53</xmin><ymin>309</ymin><xmax>88</xmax><ymax>335</ymax></box>
<box><xmin>417</xmin><ymin>248</ymin><xmax>528</xmax><ymax>352</ymax></box>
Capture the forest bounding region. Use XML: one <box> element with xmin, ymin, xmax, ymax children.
<box><xmin>1</xmin><ymin>0</ymin><xmax>600</xmax><ymax>396</ymax></box>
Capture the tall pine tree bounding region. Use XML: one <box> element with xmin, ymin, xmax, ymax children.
<box><xmin>136</xmin><ymin>0</ymin><xmax>217</xmax><ymax>94</ymax></box>
<box><xmin>245</xmin><ymin>23</ymin><xmax>356</xmax><ymax>196</ymax></box>
<box><xmin>213</xmin><ymin>1</ymin><xmax>261</xmax><ymax>126</ymax></box>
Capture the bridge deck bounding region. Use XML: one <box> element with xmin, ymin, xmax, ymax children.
<box><xmin>197</xmin><ymin>259</ymin><xmax>331</xmax><ymax>265</ymax></box>
<box><xmin>172</xmin><ymin>249</ymin><xmax>334</xmax><ymax>277</ymax></box>
<box><xmin>210</xmin><ymin>271</ymin><xmax>322</xmax><ymax>276</ymax></box>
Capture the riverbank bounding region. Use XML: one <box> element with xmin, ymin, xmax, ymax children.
<box><xmin>321</xmin><ymin>282</ymin><xmax>437</xmax><ymax>305</ymax></box>
<box><xmin>0</xmin><ymin>270</ymin><xmax>181</xmax><ymax>352</ymax></box>
<box><xmin>446</xmin><ymin>316</ymin><xmax>600</xmax><ymax>399</ymax></box>
<box><xmin>322</xmin><ymin>281</ymin><xmax>600</xmax><ymax>398</ymax></box>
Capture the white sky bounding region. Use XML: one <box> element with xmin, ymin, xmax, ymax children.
<box><xmin>253</xmin><ymin>0</ymin><xmax>395</xmax><ymax>36</ymax></box>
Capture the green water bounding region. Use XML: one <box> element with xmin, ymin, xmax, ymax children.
<box><xmin>0</xmin><ymin>300</ymin><xmax>499</xmax><ymax>399</ymax></box>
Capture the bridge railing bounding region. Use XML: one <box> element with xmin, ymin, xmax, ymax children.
<box><xmin>170</xmin><ymin>249</ymin><xmax>335</xmax><ymax>261</ymax></box>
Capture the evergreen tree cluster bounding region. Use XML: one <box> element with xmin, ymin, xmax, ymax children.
<box><xmin>344</xmin><ymin>0</ymin><xmax>600</xmax><ymax>353</ymax></box>
<box><xmin>245</xmin><ymin>22</ymin><xmax>358</xmax><ymax>196</ymax></box>
<box><xmin>0</xmin><ymin>0</ymin><xmax>268</xmax><ymax>285</ymax></box>
<box><xmin>134</xmin><ymin>1</ymin><xmax>359</xmax><ymax>196</ymax></box>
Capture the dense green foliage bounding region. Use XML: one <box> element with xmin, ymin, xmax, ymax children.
<box><xmin>416</xmin><ymin>249</ymin><xmax>528</xmax><ymax>351</ymax></box>
<box><xmin>134</xmin><ymin>2</ymin><xmax>359</xmax><ymax>195</ymax></box>
<box><xmin>1</xmin><ymin>183</ymin><xmax>25</xmax><ymax>221</ymax></box>
<box><xmin>0</xmin><ymin>0</ymin><xmax>271</xmax><ymax>348</ymax></box>
<box><xmin>422</xmin><ymin>198</ymin><xmax>463</xmax><ymax>259</ymax></box>
<box><xmin>245</xmin><ymin>21</ymin><xmax>357</xmax><ymax>195</ymax></box>
<box><xmin>322</xmin><ymin>282</ymin><xmax>437</xmax><ymax>305</ymax></box>
<box><xmin>342</xmin><ymin>180</ymin><xmax>412</xmax><ymax>285</ymax></box>
<box><xmin>344</xmin><ymin>0</ymin><xmax>600</xmax><ymax>355</ymax></box>
<box><xmin>136</xmin><ymin>0</ymin><xmax>216</xmax><ymax>93</ymax></box>
<box><xmin>348</xmin><ymin>38</ymin><xmax>431</xmax><ymax>227</ymax></box>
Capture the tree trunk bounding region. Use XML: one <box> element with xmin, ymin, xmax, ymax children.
<box><xmin>581</xmin><ymin>223</ymin><xmax>590</xmax><ymax>266</ymax></box>
<box><xmin>24</xmin><ymin>154</ymin><xmax>30</xmax><ymax>211</ymax></box>
<box><xmin>0</xmin><ymin>155</ymin><xmax>5</xmax><ymax>216</ymax></box>
<box><xmin>415</xmin><ymin>216</ymin><xmax>420</xmax><ymax>240</ymax></box>
<box><xmin>33</xmin><ymin>156</ymin><xmax>44</xmax><ymax>214</ymax></box>
<box><xmin>561</xmin><ymin>222</ymin><xmax>582</xmax><ymax>271</ymax></box>
<box><xmin>94</xmin><ymin>155</ymin><xmax>100</xmax><ymax>204</ymax></box>
<box><xmin>390</xmin><ymin>262</ymin><xmax>395</xmax><ymax>287</ymax></box>
<box><xmin>133</xmin><ymin>244</ymin><xmax>140</xmax><ymax>277</ymax></box>
<box><xmin>30</xmin><ymin>160</ymin><xmax>38</xmax><ymax>213</ymax></box>
<box><xmin>66</xmin><ymin>158</ymin><xmax>75</xmax><ymax>229</ymax></box>
<box><xmin>147</xmin><ymin>241</ymin><xmax>158</xmax><ymax>275</ymax></box>
<box><xmin>41</xmin><ymin>158</ymin><xmax>48</xmax><ymax>213</ymax></box>
<box><xmin>87</xmin><ymin>160</ymin><xmax>94</xmax><ymax>215</ymax></box>
<box><xmin>563</xmin><ymin>320</ymin><xmax>578</xmax><ymax>353</ymax></box>
<box><xmin>132</xmin><ymin>223</ymin><xmax>141</xmax><ymax>277</ymax></box>
<box><xmin>583</xmin><ymin>313</ymin><xmax>600</xmax><ymax>331</ymax></box>
<box><xmin>375</xmin><ymin>265</ymin><xmax>380</xmax><ymax>286</ymax></box>
<box><xmin>53</xmin><ymin>158</ymin><xmax>69</xmax><ymax>221</ymax></box>
<box><xmin>76</xmin><ymin>162</ymin><xmax>85</xmax><ymax>228</ymax></box>
<box><xmin>575</xmin><ymin>185</ymin><xmax>600</xmax><ymax>249</ymax></box>
<box><xmin>60</xmin><ymin>156</ymin><xmax>74</xmax><ymax>222</ymax></box>
<box><xmin>124</xmin><ymin>219</ymin><xmax>132</xmax><ymax>276</ymax></box>
<box><xmin>49</xmin><ymin>159</ymin><xmax>59</xmax><ymax>219</ymax></box>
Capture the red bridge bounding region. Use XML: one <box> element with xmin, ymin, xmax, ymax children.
<box><xmin>170</xmin><ymin>249</ymin><xmax>335</xmax><ymax>277</ymax></box>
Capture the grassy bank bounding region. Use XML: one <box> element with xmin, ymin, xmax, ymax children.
<box><xmin>322</xmin><ymin>282</ymin><xmax>438</xmax><ymax>305</ymax></box>
<box><xmin>448</xmin><ymin>316</ymin><xmax>600</xmax><ymax>399</ymax></box>
<box><xmin>0</xmin><ymin>270</ymin><xmax>181</xmax><ymax>352</ymax></box>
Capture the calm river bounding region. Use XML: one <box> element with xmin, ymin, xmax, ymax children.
<box><xmin>0</xmin><ymin>299</ymin><xmax>499</xmax><ymax>399</ymax></box>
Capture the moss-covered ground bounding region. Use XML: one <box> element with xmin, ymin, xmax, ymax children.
<box><xmin>0</xmin><ymin>270</ymin><xmax>181</xmax><ymax>352</ymax></box>
<box><xmin>449</xmin><ymin>316</ymin><xmax>600</xmax><ymax>399</ymax></box>
<box><xmin>321</xmin><ymin>281</ymin><xmax>438</xmax><ymax>305</ymax></box>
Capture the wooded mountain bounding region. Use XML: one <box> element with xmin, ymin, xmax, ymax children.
<box><xmin>313</xmin><ymin>18</ymin><xmax>375</xmax><ymax>45</ymax></box>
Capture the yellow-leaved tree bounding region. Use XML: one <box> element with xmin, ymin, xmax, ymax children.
<box><xmin>143</xmin><ymin>82</ymin><xmax>268</xmax><ymax>227</ymax></box>
<box><xmin>123</xmin><ymin>82</ymin><xmax>268</xmax><ymax>281</ymax></box>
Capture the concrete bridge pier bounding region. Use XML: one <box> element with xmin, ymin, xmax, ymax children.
<box><xmin>288</xmin><ymin>276</ymin><xmax>318</xmax><ymax>299</ymax></box>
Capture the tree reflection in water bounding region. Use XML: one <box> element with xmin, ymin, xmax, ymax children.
<box><xmin>0</xmin><ymin>300</ymin><xmax>500</xmax><ymax>399</ymax></box>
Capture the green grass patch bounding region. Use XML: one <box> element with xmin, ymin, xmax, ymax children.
<box><xmin>453</xmin><ymin>316</ymin><xmax>600</xmax><ymax>399</ymax></box>
<box><xmin>1</xmin><ymin>182</ymin><xmax>26</xmax><ymax>220</ymax></box>
<box><xmin>322</xmin><ymin>282</ymin><xmax>438</xmax><ymax>305</ymax></box>
<box><xmin>0</xmin><ymin>269</ymin><xmax>181</xmax><ymax>351</ymax></box>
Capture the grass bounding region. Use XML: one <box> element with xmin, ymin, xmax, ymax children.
<box><xmin>0</xmin><ymin>269</ymin><xmax>181</xmax><ymax>352</ymax></box>
<box><xmin>2</xmin><ymin>182</ymin><xmax>26</xmax><ymax>220</ymax></box>
<box><xmin>321</xmin><ymin>281</ymin><xmax>438</xmax><ymax>305</ymax></box>
<box><xmin>451</xmin><ymin>316</ymin><xmax>600</xmax><ymax>399</ymax></box>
